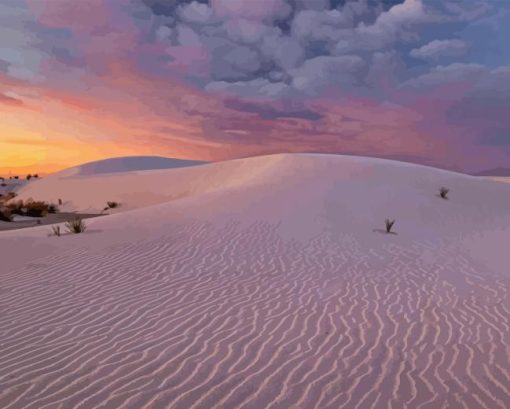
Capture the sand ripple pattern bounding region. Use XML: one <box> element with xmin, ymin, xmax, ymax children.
<box><xmin>1</xmin><ymin>221</ymin><xmax>509</xmax><ymax>408</ymax></box>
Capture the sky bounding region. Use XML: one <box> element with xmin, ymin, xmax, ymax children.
<box><xmin>1</xmin><ymin>0</ymin><xmax>509</xmax><ymax>175</ymax></box>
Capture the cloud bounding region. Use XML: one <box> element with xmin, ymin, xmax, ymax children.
<box><xmin>410</xmin><ymin>39</ymin><xmax>469</xmax><ymax>60</ymax></box>
<box><xmin>0</xmin><ymin>92</ymin><xmax>25</xmax><ymax>107</ymax></box>
<box><xmin>290</xmin><ymin>55</ymin><xmax>365</xmax><ymax>95</ymax></box>
<box><xmin>210</xmin><ymin>0</ymin><xmax>292</xmax><ymax>22</ymax></box>
<box><xmin>401</xmin><ymin>63</ymin><xmax>485</xmax><ymax>88</ymax></box>
<box><xmin>2</xmin><ymin>0</ymin><xmax>510</xmax><ymax>172</ymax></box>
<box><xmin>224</xmin><ymin>98</ymin><xmax>323</xmax><ymax>120</ymax></box>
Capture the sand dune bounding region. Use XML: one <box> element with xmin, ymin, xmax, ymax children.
<box><xmin>1</xmin><ymin>153</ymin><xmax>509</xmax><ymax>408</ymax></box>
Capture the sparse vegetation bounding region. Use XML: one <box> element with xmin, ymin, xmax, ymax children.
<box><xmin>65</xmin><ymin>218</ymin><xmax>87</xmax><ymax>234</ymax></box>
<box><xmin>104</xmin><ymin>201</ymin><xmax>120</xmax><ymax>211</ymax></box>
<box><xmin>26</xmin><ymin>174</ymin><xmax>32</xmax><ymax>180</ymax></box>
<box><xmin>439</xmin><ymin>187</ymin><xmax>449</xmax><ymax>200</ymax></box>
<box><xmin>34</xmin><ymin>174</ymin><xmax>39</xmax><ymax>178</ymax></box>
<box><xmin>25</xmin><ymin>201</ymin><xmax>50</xmax><ymax>217</ymax></box>
<box><xmin>48</xmin><ymin>203</ymin><xmax>58</xmax><ymax>213</ymax></box>
<box><xmin>6</xmin><ymin>199</ymin><xmax>50</xmax><ymax>217</ymax></box>
<box><xmin>0</xmin><ymin>208</ymin><xmax>12</xmax><ymax>222</ymax></box>
<box><xmin>51</xmin><ymin>225</ymin><xmax>61</xmax><ymax>237</ymax></box>
<box><xmin>385</xmin><ymin>219</ymin><xmax>396</xmax><ymax>234</ymax></box>
<box><xmin>0</xmin><ymin>183</ymin><xmax>5</xmax><ymax>187</ymax></box>
<box><xmin>6</xmin><ymin>200</ymin><xmax>24</xmax><ymax>215</ymax></box>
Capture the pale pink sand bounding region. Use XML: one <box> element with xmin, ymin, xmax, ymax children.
<box><xmin>487</xmin><ymin>176</ymin><xmax>510</xmax><ymax>184</ymax></box>
<box><xmin>1</xmin><ymin>154</ymin><xmax>510</xmax><ymax>409</ymax></box>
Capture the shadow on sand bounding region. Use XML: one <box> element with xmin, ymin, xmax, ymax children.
<box><xmin>372</xmin><ymin>228</ymin><xmax>398</xmax><ymax>235</ymax></box>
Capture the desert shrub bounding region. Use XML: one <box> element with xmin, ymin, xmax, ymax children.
<box><xmin>6</xmin><ymin>199</ymin><xmax>49</xmax><ymax>217</ymax></box>
<box><xmin>385</xmin><ymin>219</ymin><xmax>396</xmax><ymax>234</ymax></box>
<box><xmin>0</xmin><ymin>208</ymin><xmax>12</xmax><ymax>222</ymax></box>
<box><xmin>65</xmin><ymin>218</ymin><xmax>86</xmax><ymax>234</ymax></box>
<box><xmin>14</xmin><ymin>176</ymin><xmax>19</xmax><ymax>180</ymax></box>
<box><xmin>26</xmin><ymin>174</ymin><xmax>32</xmax><ymax>180</ymax></box>
<box><xmin>34</xmin><ymin>174</ymin><xmax>39</xmax><ymax>178</ymax></box>
<box><xmin>51</xmin><ymin>225</ymin><xmax>61</xmax><ymax>237</ymax></box>
<box><xmin>439</xmin><ymin>187</ymin><xmax>449</xmax><ymax>200</ymax></box>
<box><xmin>6</xmin><ymin>200</ymin><xmax>24</xmax><ymax>215</ymax></box>
<box><xmin>104</xmin><ymin>201</ymin><xmax>120</xmax><ymax>212</ymax></box>
<box><xmin>48</xmin><ymin>203</ymin><xmax>58</xmax><ymax>213</ymax></box>
<box><xmin>0</xmin><ymin>183</ymin><xmax>6</xmax><ymax>187</ymax></box>
<box><xmin>25</xmin><ymin>201</ymin><xmax>49</xmax><ymax>217</ymax></box>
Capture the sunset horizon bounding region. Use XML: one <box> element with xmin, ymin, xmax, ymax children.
<box><xmin>2</xmin><ymin>0</ymin><xmax>509</xmax><ymax>176</ymax></box>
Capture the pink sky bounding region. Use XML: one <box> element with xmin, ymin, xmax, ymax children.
<box><xmin>1</xmin><ymin>0</ymin><xmax>509</xmax><ymax>174</ymax></box>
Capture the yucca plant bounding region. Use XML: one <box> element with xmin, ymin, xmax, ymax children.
<box><xmin>439</xmin><ymin>187</ymin><xmax>449</xmax><ymax>200</ymax></box>
<box><xmin>51</xmin><ymin>225</ymin><xmax>61</xmax><ymax>237</ymax></box>
<box><xmin>385</xmin><ymin>219</ymin><xmax>396</xmax><ymax>234</ymax></box>
<box><xmin>65</xmin><ymin>218</ymin><xmax>87</xmax><ymax>234</ymax></box>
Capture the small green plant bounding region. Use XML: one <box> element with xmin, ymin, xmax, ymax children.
<box><xmin>385</xmin><ymin>219</ymin><xmax>396</xmax><ymax>234</ymax></box>
<box><xmin>65</xmin><ymin>218</ymin><xmax>87</xmax><ymax>234</ymax></box>
<box><xmin>439</xmin><ymin>187</ymin><xmax>449</xmax><ymax>200</ymax></box>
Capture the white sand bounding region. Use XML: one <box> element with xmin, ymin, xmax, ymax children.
<box><xmin>1</xmin><ymin>153</ymin><xmax>509</xmax><ymax>408</ymax></box>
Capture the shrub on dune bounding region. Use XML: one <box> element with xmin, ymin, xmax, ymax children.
<box><xmin>6</xmin><ymin>200</ymin><xmax>24</xmax><ymax>215</ymax></box>
<box><xmin>48</xmin><ymin>204</ymin><xmax>58</xmax><ymax>214</ymax></box>
<box><xmin>439</xmin><ymin>187</ymin><xmax>449</xmax><ymax>200</ymax></box>
<box><xmin>25</xmin><ymin>201</ymin><xmax>49</xmax><ymax>217</ymax></box>
<box><xmin>50</xmin><ymin>225</ymin><xmax>61</xmax><ymax>237</ymax></box>
<box><xmin>385</xmin><ymin>219</ymin><xmax>396</xmax><ymax>234</ymax></box>
<box><xmin>65</xmin><ymin>218</ymin><xmax>87</xmax><ymax>234</ymax></box>
<box><xmin>0</xmin><ymin>208</ymin><xmax>12</xmax><ymax>222</ymax></box>
<box><xmin>103</xmin><ymin>201</ymin><xmax>120</xmax><ymax>212</ymax></box>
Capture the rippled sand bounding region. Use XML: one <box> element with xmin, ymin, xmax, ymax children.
<box><xmin>1</xmin><ymin>154</ymin><xmax>509</xmax><ymax>408</ymax></box>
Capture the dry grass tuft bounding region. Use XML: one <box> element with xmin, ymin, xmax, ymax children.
<box><xmin>65</xmin><ymin>218</ymin><xmax>87</xmax><ymax>234</ymax></box>
<box><xmin>385</xmin><ymin>219</ymin><xmax>396</xmax><ymax>234</ymax></box>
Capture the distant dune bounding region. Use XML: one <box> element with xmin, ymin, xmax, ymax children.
<box><xmin>475</xmin><ymin>167</ymin><xmax>510</xmax><ymax>176</ymax></box>
<box><xmin>1</xmin><ymin>153</ymin><xmax>510</xmax><ymax>408</ymax></box>
<box><xmin>57</xmin><ymin>155</ymin><xmax>206</xmax><ymax>177</ymax></box>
